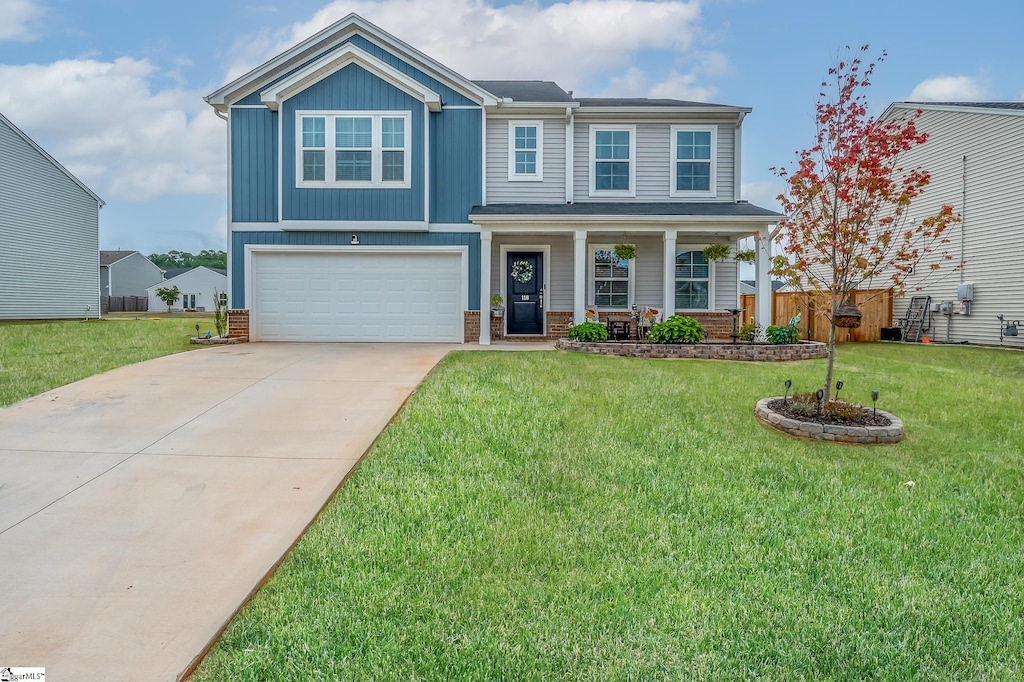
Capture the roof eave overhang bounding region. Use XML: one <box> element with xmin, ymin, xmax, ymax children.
<box><xmin>575</xmin><ymin>106</ymin><xmax>752</xmax><ymax>117</ymax></box>
<box><xmin>470</xmin><ymin>213</ymin><xmax>780</xmax><ymax>226</ymax></box>
<box><xmin>883</xmin><ymin>101</ymin><xmax>1024</xmax><ymax>119</ymax></box>
<box><xmin>260</xmin><ymin>43</ymin><xmax>442</xmax><ymax>112</ymax></box>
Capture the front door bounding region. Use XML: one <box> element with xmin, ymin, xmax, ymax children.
<box><xmin>506</xmin><ymin>252</ymin><xmax>544</xmax><ymax>335</ymax></box>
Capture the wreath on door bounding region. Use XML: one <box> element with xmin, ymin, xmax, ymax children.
<box><xmin>511</xmin><ymin>260</ymin><xmax>534</xmax><ymax>283</ymax></box>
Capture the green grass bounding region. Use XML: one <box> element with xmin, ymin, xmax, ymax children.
<box><xmin>0</xmin><ymin>315</ymin><xmax>212</xmax><ymax>407</ymax></box>
<box><xmin>193</xmin><ymin>344</ymin><xmax>1024</xmax><ymax>681</ymax></box>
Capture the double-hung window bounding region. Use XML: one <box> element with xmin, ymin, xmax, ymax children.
<box><xmin>592</xmin><ymin>246</ymin><xmax>633</xmax><ymax>309</ymax></box>
<box><xmin>297</xmin><ymin>111</ymin><xmax>411</xmax><ymax>188</ymax></box>
<box><xmin>671</xmin><ymin>125</ymin><xmax>717</xmax><ymax>196</ymax></box>
<box><xmin>590</xmin><ymin>125</ymin><xmax>635</xmax><ymax>196</ymax></box>
<box><xmin>675</xmin><ymin>249</ymin><xmax>711</xmax><ymax>310</ymax></box>
<box><xmin>508</xmin><ymin>121</ymin><xmax>543</xmax><ymax>181</ymax></box>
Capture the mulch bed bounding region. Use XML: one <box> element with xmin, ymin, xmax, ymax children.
<box><xmin>767</xmin><ymin>398</ymin><xmax>892</xmax><ymax>427</ymax></box>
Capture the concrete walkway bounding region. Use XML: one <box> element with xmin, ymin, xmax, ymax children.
<box><xmin>0</xmin><ymin>343</ymin><xmax>454</xmax><ymax>681</ymax></box>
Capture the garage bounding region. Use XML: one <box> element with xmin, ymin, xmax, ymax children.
<box><xmin>249</xmin><ymin>249</ymin><xmax>464</xmax><ymax>342</ymax></box>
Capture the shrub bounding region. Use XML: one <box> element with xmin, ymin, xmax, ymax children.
<box><xmin>740</xmin><ymin>321</ymin><xmax>763</xmax><ymax>342</ymax></box>
<box><xmin>648</xmin><ymin>315</ymin><xmax>705</xmax><ymax>344</ymax></box>
<box><xmin>567</xmin><ymin>321</ymin><xmax>608</xmax><ymax>343</ymax></box>
<box><xmin>765</xmin><ymin>324</ymin><xmax>799</xmax><ymax>344</ymax></box>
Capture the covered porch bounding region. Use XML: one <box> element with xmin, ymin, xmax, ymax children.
<box><xmin>470</xmin><ymin>203</ymin><xmax>782</xmax><ymax>345</ymax></box>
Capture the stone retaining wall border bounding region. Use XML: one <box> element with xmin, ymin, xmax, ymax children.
<box><xmin>754</xmin><ymin>397</ymin><xmax>904</xmax><ymax>444</ymax></box>
<box><xmin>554</xmin><ymin>339</ymin><xmax>829</xmax><ymax>361</ymax></box>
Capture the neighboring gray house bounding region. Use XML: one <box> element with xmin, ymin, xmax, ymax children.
<box><xmin>145</xmin><ymin>266</ymin><xmax>227</xmax><ymax>312</ymax></box>
<box><xmin>880</xmin><ymin>102</ymin><xmax>1024</xmax><ymax>346</ymax></box>
<box><xmin>99</xmin><ymin>250</ymin><xmax>164</xmax><ymax>300</ymax></box>
<box><xmin>0</xmin><ymin>111</ymin><xmax>104</xmax><ymax>320</ymax></box>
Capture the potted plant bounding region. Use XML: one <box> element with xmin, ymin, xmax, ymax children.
<box><xmin>734</xmin><ymin>248</ymin><xmax>756</xmax><ymax>264</ymax></box>
<box><xmin>490</xmin><ymin>293</ymin><xmax>505</xmax><ymax>318</ymax></box>
<box><xmin>702</xmin><ymin>243</ymin><xmax>731</xmax><ymax>262</ymax></box>
<box><xmin>613</xmin><ymin>243</ymin><xmax>636</xmax><ymax>261</ymax></box>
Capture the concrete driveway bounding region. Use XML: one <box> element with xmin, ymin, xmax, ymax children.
<box><xmin>0</xmin><ymin>343</ymin><xmax>451</xmax><ymax>681</ymax></box>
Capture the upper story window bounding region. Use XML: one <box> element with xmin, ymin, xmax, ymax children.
<box><xmin>671</xmin><ymin>125</ymin><xmax>717</xmax><ymax>197</ymax></box>
<box><xmin>591</xmin><ymin>246</ymin><xmax>633</xmax><ymax>309</ymax></box>
<box><xmin>589</xmin><ymin>125</ymin><xmax>636</xmax><ymax>197</ymax></box>
<box><xmin>296</xmin><ymin>111</ymin><xmax>411</xmax><ymax>189</ymax></box>
<box><xmin>675</xmin><ymin>249</ymin><xmax>711</xmax><ymax>310</ymax></box>
<box><xmin>508</xmin><ymin>121</ymin><xmax>543</xmax><ymax>181</ymax></box>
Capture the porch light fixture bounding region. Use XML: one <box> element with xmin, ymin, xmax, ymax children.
<box><xmin>350</xmin><ymin>234</ymin><xmax>360</xmax><ymax>245</ymax></box>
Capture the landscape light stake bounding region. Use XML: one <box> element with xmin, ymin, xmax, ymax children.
<box><xmin>195</xmin><ymin>324</ymin><xmax>200</xmax><ymax>338</ymax></box>
<box><xmin>871</xmin><ymin>390</ymin><xmax>879</xmax><ymax>420</ymax></box>
<box><xmin>784</xmin><ymin>379</ymin><xmax>792</xmax><ymax>404</ymax></box>
<box><xmin>815</xmin><ymin>388</ymin><xmax>824</xmax><ymax>418</ymax></box>
<box><xmin>835</xmin><ymin>380</ymin><xmax>844</xmax><ymax>401</ymax></box>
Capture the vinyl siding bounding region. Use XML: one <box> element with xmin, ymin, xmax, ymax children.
<box><xmin>231</xmin><ymin>107</ymin><xmax>278</xmax><ymax>222</ymax></box>
<box><xmin>883</xmin><ymin>108</ymin><xmax>1024</xmax><ymax>346</ymax></box>
<box><xmin>486</xmin><ymin>118</ymin><xmax>566</xmax><ymax>203</ymax></box>
<box><xmin>280</xmin><ymin>64</ymin><xmax>425</xmax><ymax>222</ymax></box>
<box><xmin>146</xmin><ymin>268</ymin><xmax>227</xmax><ymax>312</ymax></box>
<box><xmin>0</xmin><ymin>118</ymin><xmax>100</xmax><ymax>319</ymax></box>
<box><xmin>490</xmin><ymin>235</ymin><xmax>574</xmax><ymax>310</ymax></box>
<box><xmin>108</xmin><ymin>253</ymin><xmax>164</xmax><ymax>297</ymax></box>
<box><xmin>430</xmin><ymin>108</ymin><xmax>482</xmax><ymax>223</ymax></box>
<box><xmin>573</xmin><ymin>119</ymin><xmax>736</xmax><ymax>202</ymax></box>
<box><xmin>231</xmin><ymin>230</ymin><xmax>481</xmax><ymax>309</ymax></box>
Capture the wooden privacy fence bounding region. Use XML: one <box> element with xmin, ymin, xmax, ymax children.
<box><xmin>740</xmin><ymin>289</ymin><xmax>893</xmax><ymax>342</ymax></box>
<box><xmin>102</xmin><ymin>296</ymin><xmax>149</xmax><ymax>314</ymax></box>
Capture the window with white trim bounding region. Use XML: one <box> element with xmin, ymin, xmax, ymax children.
<box><xmin>675</xmin><ymin>249</ymin><xmax>710</xmax><ymax>309</ymax></box>
<box><xmin>671</xmin><ymin>125</ymin><xmax>717</xmax><ymax>196</ymax></box>
<box><xmin>589</xmin><ymin>125</ymin><xmax>635</xmax><ymax>196</ymax></box>
<box><xmin>508</xmin><ymin>121</ymin><xmax>543</xmax><ymax>181</ymax></box>
<box><xmin>296</xmin><ymin>111</ymin><xmax>411</xmax><ymax>188</ymax></box>
<box><xmin>592</xmin><ymin>246</ymin><xmax>632</xmax><ymax>309</ymax></box>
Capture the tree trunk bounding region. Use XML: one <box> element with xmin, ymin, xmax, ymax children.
<box><xmin>822</xmin><ymin>300</ymin><xmax>839</xmax><ymax>403</ymax></box>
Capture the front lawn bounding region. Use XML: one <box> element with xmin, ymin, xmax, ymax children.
<box><xmin>193</xmin><ymin>344</ymin><xmax>1024</xmax><ymax>680</ymax></box>
<box><xmin>0</xmin><ymin>315</ymin><xmax>211</xmax><ymax>407</ymax></box>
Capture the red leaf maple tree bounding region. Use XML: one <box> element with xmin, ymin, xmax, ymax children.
<box><xmin>771</xmin><ymin>45</ymin><xmax>960</xmax><ymax>401</ymax></box>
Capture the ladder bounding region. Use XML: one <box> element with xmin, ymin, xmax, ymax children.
<box><xmin>902</xmin><ymin>296</ymin><xmax>931</xmax><ymax>342</ymax></box>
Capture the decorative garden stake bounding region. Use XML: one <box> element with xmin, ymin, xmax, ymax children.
<box><xmin>771</xmin><ymin>45</ymin><xmax>960</xmax><ymax>402</ymax></box>
<box><xmin>784</xmin><ymin>379</ymin><xmax>792</xmax><ymax>403</ymax></box>
<box><xmin>815</xmin><ymin>388</ymin><xmax>824</xmax><ymax>418</ymax></box>
<box><xmin>835</xmin><ymin>380</ymin><xmax>844</xmax><ymax>401</ymax></box>
<box><xmin>195</xmin><ymin>324</ymin><xmax>200</xmax><ymax>337</ymax></box>
<box><xmin>871</xmin><ymin>390</ymin><xmax>879</xmax><ymax>420</ymax></box>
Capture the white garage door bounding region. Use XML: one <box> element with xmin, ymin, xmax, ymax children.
<box><xmin>250</xmin><ymin>250</ymin><xmax>463</xmax><ymax>342</ymax></box>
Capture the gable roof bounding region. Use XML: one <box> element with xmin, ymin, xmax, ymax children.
<box><xmin>100</xmin><ymin>250</ymin><xmax>141</xmax><ymax>267</ymax></box>
<box><xmin>473</xmin><ymin>80</ymin><xmax>574</xmax><ymax>103</ymax></box>
<box><xmin>885</xmin><ymin>101</ymin><xmax>1024</xmax><ymax>119</ymax></box>
<box><xmin>205</xmin><ymin>13</ymin><xmax>496</xmax><ymax>110</ymax></box>
<box><xmin>163</xmin><ymin>266</ymin><xmax>227</xmax><ymax>279</ymax></box>
<box><xmin>0</xmin><ymin>111</ymin><xmax>104</xmax><ymax>207</ymax></box>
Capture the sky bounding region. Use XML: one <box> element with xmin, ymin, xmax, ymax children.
<box><xmin>1</xmin><ymin>0</ymin><xmax>1021</xmax><ymax>255</ymax></box>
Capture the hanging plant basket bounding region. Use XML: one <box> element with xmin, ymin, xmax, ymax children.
<box><xmin>702</xmin><ymin>243</ymin><xmax>731</xmax><ymax>262</ymax></box>
<box><xmin>834</xmin><ymin>304</ymin><xmax>863</xmax><ymax>328</ymax></box>
<box><xmin>734</xmin><ymin>249</ymin><xmax>756</xmax><ymax>264</ymax></box>
<box><xmin>613</xmin><ymin>243</ymin><xmax>637</xmax><ymax>261</ymax></box>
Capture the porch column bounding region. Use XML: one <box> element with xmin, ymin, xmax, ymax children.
<box><xmin>755</xmin><ymin>225</ymin><xmax>772</xmax><ymax>326</ymax></box>
<box><xmin>479</xmin><ymin>230</ymin><xmax>492</xmax><ymax>345</ymax></box>
<box><xmin>663</xmin><ymin>229</ymin><xmax>677</xmax><ymax>320</ymax></box>
<box><xmin>573</xmin><ymin>230</ymin><xmax>587</xmax><ymax>325</ymax></box>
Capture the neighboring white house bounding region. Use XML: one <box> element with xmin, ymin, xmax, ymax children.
<box><xmin>100</xmin><ymin>250</ymin><xmax>164</xmax><ymax>300</ymax></box>
<box><xmin>0</xmin><ymin>111</ymin><xmax>103</xmax><ymax>320</ymax></box>
<box><xmin>146</xmin><ymin>266</ymin><xmax>228</xmax><ymax>312</ymax></box>
<box><xmin>879</xmin><ymin>102</ymin><xmax>1024</xmax><ymax>346</ymax></box>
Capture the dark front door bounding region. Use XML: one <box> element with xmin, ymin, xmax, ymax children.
<box><xmin>506</xmin><ymin>252</ymin><xmax>544</xmax><ymax>335</ymax></box>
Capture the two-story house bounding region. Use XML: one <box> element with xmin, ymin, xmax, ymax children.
<box><xmin>205</xmin><ymin>14</ymin><xmax>782</xmax><ymax>343</ymax></box>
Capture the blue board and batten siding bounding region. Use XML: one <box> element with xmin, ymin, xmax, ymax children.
<box><xmin>430</xmin><ymin>108</ymin><xmax>481</xmax><ymax>223</ymax></box>
<box><xmin>231</xmin><ymin>107</ymin><xmax>278</xmax><ymax>222</ymax></box>
<box><xmin>230</xmin><ymin>231</ymin><xmax>481</xmax><ymax>309</ymax></box>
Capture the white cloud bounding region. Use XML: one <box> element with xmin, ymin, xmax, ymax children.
<box><xmin>0</xmin><ymin>0</ymin><xmax>43</xmax><ymax>41</ymax></box>
<box><xmin>0</xmin><ymin>58</ymin><xmax>225</xmax><ymax>202</ymax></box>
<box><xmin>226</xmin><ymin>0</ymin><xmax>709</xmax><ymax>94</ymax></box>
<box><xmin>910</xmin><ymin>75</ymin><xmax>989</xmax><ymax>102</ymax></box>
<box><xmin>605</xmin><ymin>66</ymin><xmax>717</xmax><ymax>101</ymax></box>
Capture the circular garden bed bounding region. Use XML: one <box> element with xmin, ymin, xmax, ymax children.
<box><xmin>554</xmin><ymin>339</ymin><xmax>828</xmax><ymax>362</ymax></box>
<box><xmin>754</xmin><ymin>397</ymin><xmax>904</xmax><ymax>444</ymax></box>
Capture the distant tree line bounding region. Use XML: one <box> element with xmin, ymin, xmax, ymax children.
<box><xmin>148</xmin><ymin>250</ymin><xmax>227</xmax><ymax>270</ymax></box>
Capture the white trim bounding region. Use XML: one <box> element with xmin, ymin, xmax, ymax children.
<box><xmin>883</xmin><ymin>102</ymin><xmax>1024</xmax><ymax>119</ymax></box>
<box><xmin>479</xmin><ymin>230</ymin><xmax>492</xmax><ymax>345</ymax></box>
<box><xmin>663</xmin><ymin>230</ymin><xmax>677</xmax><ymax>319</ymax></box>
<box><xmin>480</xmin><ymin>107</ymin><xmax>487</xmax><ymax>206</ymax></box>
<box><xmin>506</xmin><ymin>120</ymin><xmax>544</xmax><ymax>182</ymax></box>
<box><xmin>429</xmin><ymin>223</ymin><xmax>479</xmax><ymax>233</ymax></box>
<box><xmin>588</xmin><ymin>124</ymin><xmax>636</xmax><ymax>198</ymax></box>
<box><xmin>588</xmin><ymin>243</ymin><xmax>635</xmax><ymax>311</ymax></box>
<box><xmin>244</xmin><ymin>244</ymin><xmax>470</xmax><ymax>339</ymax></box>
<box><xmin>423</xmin><ymin>101</ymin><xmax>430</xmax><ymax>221</ymax></box>
<box><xmin>226</xmin><ymin>106</ymin><xmax>234</xmax><ymax>305</ymax></box>
<box><xmin>565</xmin><ymin>107</ymin><xmax>574</xmax><ymax>203</ymax></box>
<box><xmin>207</xmin><ymin>14</ymin><xmax>495</xmax><ymax>109</ymax></box>
<box><xmin>230</xmin><ymin>220</ymin><xmax>435</xmax><ymax>232</ymax></box>
<box><xmin>277</xmin><ymin>103</ymin><xmax>283</xmax><ymax>222</ymax></box>
<box><xmin>443</xmin><ymin>105</ymin><xmax>485</xmax><ymax>110</ymax></box>
<box><xmin>573</xmin><ymin>230</ymin><xmax>587</xmax><ymax>324</ymax></box>
<box><xmin>669</xmin><ymin>124</ymin><xmax>717</xmax><ymax>198</ymax></box>
<box><xmin>575</xmin><ymin>106</ymin><xmax>751</xmax><ymax>116</ymax></box>
<box><xmin>733</xmin><ymin>112</ymin><xmax>745</xmax><ymax>201</ymax></box>
<box><xmin>672</xmin><ymin>244</ymin><xmax>715</xmax><ymax>312</ymax></box>
<box><xmin>228</xmin><ymin>104</ymin><xmax>267</xmax><ymax>109</ymax></box>
<box><xmin>294</xmin><ymin>111</ymin><xmax>412</xmax><ymax>189</ymax></box>
<box><xmin>499</xmin><ymin>244</ymin><xmax>551</xmax><ymax>336</ymax></box>
<box><xmin>471</xmin><ymin>213</ymin><xmax>779</xmax><ymax>226</ymax></box>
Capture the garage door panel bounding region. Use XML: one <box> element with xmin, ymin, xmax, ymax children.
<box><xmin>251</xmin><ymin>251</ymin><xmax>463</xmax><ymax>342</ymax></box>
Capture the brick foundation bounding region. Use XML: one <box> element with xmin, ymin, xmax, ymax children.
<box><xmin>555</xmin><ymin>339</ymin><xmax>828</xmax><ymax>361</ymax></box>
<box><xmin>227</xmin><ymin>310</ymin><xmax>249</xmax><ymax>341</ymax></box>
<box><xmin>545</xmin><ymin>311</ymin><xmax>574</xmax><ymax>340</ymax></box>
<box><xmin>464</xmin><ymin>311</ymin><xmax>480</xmax><ymax>343</ymax></box>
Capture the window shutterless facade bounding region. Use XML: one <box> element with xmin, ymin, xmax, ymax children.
<box><xmin>296</xmin><ymin>111</ymin><xmax>411</xmax><ymax>188</ymax></box>
<box><xmin>675</xmin><ymin>249</ymin><xmax>711</xmax><ymax>310</ymax></box>
<box><xmin>591</xmin><ymin>246</ymin><xmax>633</xmax><ymax>309</ymax></box>
<box><xmin>670</xmin><ymin>125</ymin><xmax>717</xmax><ymax>197</ymax></box>
<box><xmin>589</xmin><ymin>125</ymin><xmax>636</xmax><ymax>197</ymax></box>
<box><xmin>507</xmin><ymin>121</ymin><xmax>543</xmax><ymax>181</ymax></box>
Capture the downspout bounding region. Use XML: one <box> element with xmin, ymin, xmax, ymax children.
<box><xmin>214</xmin><ymin>108</ymin><xmax>227</xmax><ymax>122</ymax></box>
<box><xmin>565</xmin><ymin>106</ymin><xmax>574</xmax><ymax>204</ymax></box>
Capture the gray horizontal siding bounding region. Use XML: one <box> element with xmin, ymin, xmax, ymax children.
<box><xmin>574</xmin><ymin>120</ymin><xmax>735</xmax><ymax>202</ymax></box>
<box><xmin>0</xmin><ymin>118</ymin><xmax>100</xmax><ymax>319</ymax></box>
<box><xmin>486</xmin><ymin>118</ymin><xmax>566</xmax><ymax>204</ymax></box>
<box><xmin>490</xmin><ymin>235</ymin><xmax>573</xmax><ymax>310</ymax></box>
<box><xmin>109</xmin><ymin>253</ymin><xmax>163</xmax><ymax>298</ymax></box>
<box><xmin>884</xmin><ymin>108</ymin><xmax>1024</xmax><ymax>346</ymax></box>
